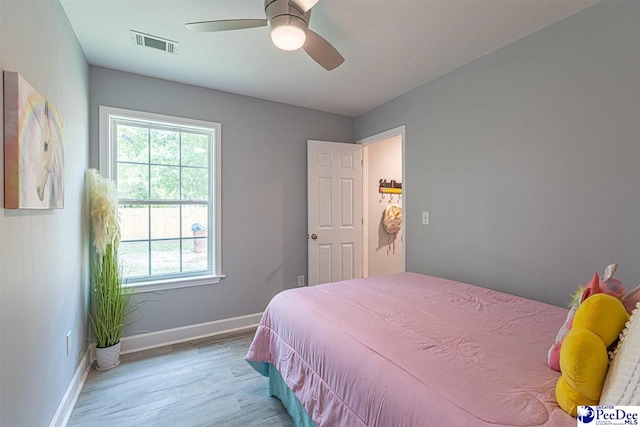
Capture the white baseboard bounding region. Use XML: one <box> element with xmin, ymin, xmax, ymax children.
<box><xmin>120</xmin><ymin>312</ymin><xmax>263</xmax><ymax>355</ymax></box>
<box><xmin>48</xmin><ymin>314</ymin><xmax>262</xmax><ymax>426</ymax></box>
<box><xmin>49</xmin><ymin>350</ymin><xmax>91</xmax><ymax>427</ymax></box>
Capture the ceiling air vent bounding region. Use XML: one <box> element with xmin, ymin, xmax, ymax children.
<box><xmin>130</xmin><ymin>30</ymin><xmax>179</xmax><ymax>55</ymax></box>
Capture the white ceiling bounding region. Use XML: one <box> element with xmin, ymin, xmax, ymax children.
<box><xmin>60</xmin><ymin>0</ymin><xmax>599</xmax><ymax>117</ymax></box>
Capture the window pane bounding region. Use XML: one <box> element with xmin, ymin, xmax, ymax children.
<box><xmin>182</xmin><ymin>205</ymin><xmax>208</xmax><ymax>238</ymax></box>
<box><xmin>182</xmin><ymin>133</ymin><xmax>209</xmax><ymax>167</ymax></box>
<box><xmin>181</xmin><ymin>167</ymin><xmax>208</xmax><ymax>200</ymax></box>
<box><xmin>117</xmin><ymin>125</ymin><xmax>148</xmax><ymax>163</ymax></box>
<box><xmin>183</xmin><ymin>238</ymin><xmax>208</xmax><ymax>272</ymax></box>
<box><xmin>119</xmin><ymin>205</ymin><xmax>149</xmax><ymax>241</ymax></box>
<box><xmin>106</xmin><ymin>108</ymin><xmax>219</xmax><ymax>283</ymax></box>
<box><xmin>150</xmin><ymin>205</ymin><xmax>180</xmax><ymax>239</ymax></box>
<box><xmin>117</xmin><ymin>163</ymin><xmax>149</xmax><ymax>200</ymax></box>
<box><xmin>150</xmin><ymin>165</ymin><xmax>179</xmax><ymax>199</ymax></box>
<box><xmin>150</xmin><ymin>129</ymin><xmax>179</xmax><ymax>165</ymax></box>
<box><xmin>151</xmin><ymin>240</ymin><xmax>180</xmax><ymax>275</ymax></box>
<box><xmin>120</xmin><ymin>241</ymin><xmax>149</xmax><ymax>278</ymax></box>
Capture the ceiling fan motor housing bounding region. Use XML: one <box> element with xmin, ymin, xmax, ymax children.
<box><xmin>265</xmin><ymin>0</ymin><xmax>311</xmax><ymax>35</ymax></box>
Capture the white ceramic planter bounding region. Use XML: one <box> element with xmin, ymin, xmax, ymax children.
<box><xmin>95</xmin><ymin>342</ymin><xmax>121</xmax><ymax>370</ymax></box>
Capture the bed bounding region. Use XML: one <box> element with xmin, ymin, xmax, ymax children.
<box><xmin>246</xmin><ymin>272</ymin><xmax>574</xmax><ymax>426</ymax></box>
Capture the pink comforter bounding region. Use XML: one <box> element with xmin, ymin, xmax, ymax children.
<box><xmin>246</xmin><ymin>273</ymin><xmax>574</xmax><ymax>426</ymax></box>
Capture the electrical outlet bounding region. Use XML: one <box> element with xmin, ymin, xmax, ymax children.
<box><xmin>66</xmin><ymin>331</ymin><xmax>72</xmax><ymax>356</ymax></box>
<box><xmin>298</xmin><ymin>275</ymin><xmax>305</xmax><ymax>287</ymax></box>
<box><xmin>421</xmin><ymin>211</ymin><xmax>430</xmax><ymax>225</ymax></box>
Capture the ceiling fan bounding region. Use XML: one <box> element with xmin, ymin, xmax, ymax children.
<box><xmin>185</xmin><ymin>0</ymin><xmax>344</xmax><ymax>71</ymax></box>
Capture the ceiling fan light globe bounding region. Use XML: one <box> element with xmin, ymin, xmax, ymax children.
<box><xmin>271</xmin><ymin>25</ymin><xmax>306</xmax><ymax>51</ymax></box>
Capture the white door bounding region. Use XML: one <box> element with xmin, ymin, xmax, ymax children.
<box><xmin>308</xmin><ymin>140</ymin><xmax>363</xmax><ymax>286</ymax></box>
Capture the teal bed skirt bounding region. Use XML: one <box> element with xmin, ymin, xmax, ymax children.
<box><xmin>248</xmin><ymin>361</ymin><xmax>317</xmax><ymax>427</ymax></box>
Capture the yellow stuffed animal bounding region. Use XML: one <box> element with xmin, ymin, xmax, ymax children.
<box><xmin>555</xmin><ymin>293</ymin><xmax>629</xmax><ymax>416</ymax></box>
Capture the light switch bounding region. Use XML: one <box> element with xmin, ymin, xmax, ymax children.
<box><xmin>421</xmin><ymin>211</ymin><xmax>430</xmax><ymax>225</ymax></box>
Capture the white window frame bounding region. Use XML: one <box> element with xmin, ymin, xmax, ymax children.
<box><xmin>99</xmin><ymin>106</ymin><xmax>224</xmax><ymax>292</ymax></box>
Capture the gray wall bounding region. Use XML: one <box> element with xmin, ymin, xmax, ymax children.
<box><xmin>355</xmin><ymin>0</ymin><xmax>640</xmax><ymax>305</ymax></box>
<box><xmin>355</xmin><ymin>0</ymin><xmax>640</xmax><ymax>307</ymax></box>
<box><xmin>0</xmin><ymin>1</ymin><xmax>89</xmax><ymax>426</ymax></box>
<box><xmin>89</xmin><ymin>67</ymin><xmax>353</xmax><ymax>335</ymax></box>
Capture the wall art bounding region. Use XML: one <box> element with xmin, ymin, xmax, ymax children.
<box><xmin>4</xmin><ymin>71</ymin><xmax>64</xmax><ymax>209</ymax></box>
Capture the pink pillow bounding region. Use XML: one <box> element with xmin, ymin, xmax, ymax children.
<box><xmin>548</xmin><ymin>304</ymin><xmax>578</xmax><ymax>371</ymax></box>
<box><xmin>622</xmin><ymin>285</ymin><xmax>640</xmax><ymax>314</ymax></box>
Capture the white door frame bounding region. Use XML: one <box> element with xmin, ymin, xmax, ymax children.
<box><xmin>357</xmin><ymin>125</ymin><xmax>406</xmax><ymax>277</ymax></box>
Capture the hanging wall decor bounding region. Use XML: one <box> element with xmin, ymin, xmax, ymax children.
<box><xmin>4</xmin><ymin>71</ymin><xmax>65</xmax><ymax>209</ymax></box>
<box><xmin>378</xmin><ymin>178</ymin><xmax>402</xmax><ymax>194</ymax></box>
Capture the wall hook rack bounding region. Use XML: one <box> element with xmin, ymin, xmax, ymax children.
<box><xmin>379</xmin><ymin>179</ymin><xmax>402</xmax><ymax>195</ymax></box>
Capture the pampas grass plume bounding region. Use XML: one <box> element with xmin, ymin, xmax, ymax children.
<box><xmin>87</xmin><ymin>169</ymin><xmax>120</xmax><ymax>256</ymax></box>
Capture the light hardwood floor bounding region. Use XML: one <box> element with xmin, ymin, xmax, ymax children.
<box><xmin>67</xmin><ymin>331</ymin><xmax>294</xmax><ymax>427</ymax></box>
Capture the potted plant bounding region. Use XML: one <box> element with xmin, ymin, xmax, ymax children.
<box><xmin>87</xmin><ymin>169</ymin><xmax>137</xmax><ymax>370</ymax></box>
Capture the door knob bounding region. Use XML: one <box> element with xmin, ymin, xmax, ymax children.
<box><xmin>311</xmin><ymin>233</ymin><xmax>318</xmax><ymax>240</ymax></box>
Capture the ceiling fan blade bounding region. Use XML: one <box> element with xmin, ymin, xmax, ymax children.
<box><xmin>291</xmin><ymin>0</ymin><xmax>320</xmax><ymax>13</ymax></box>
<box><xmin>185</xmin><ymin>19</ymin><xmax>267</xmax><ymax>33</ymax></box>
<box><xmin>303</xmin><ymin>30</ymin><xmax>344</xmax><ymax>71</ymax></box>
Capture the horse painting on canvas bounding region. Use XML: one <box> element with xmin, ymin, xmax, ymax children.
<box><xmin>34</xmin><ymin>101</ymin><xmax>64</xmax><ymax>208</ymax></box>
<box><xmin>3</xmin><ymin>71</ymin><xmax>65</xmax><ymax>209</ymax></box>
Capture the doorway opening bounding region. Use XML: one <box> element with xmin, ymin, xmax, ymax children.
<box><xmin>358</xmin><ymin>126</ymin><xmax>406</xmax><ymax>278</ymax></box>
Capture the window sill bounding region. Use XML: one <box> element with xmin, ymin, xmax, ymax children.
<box><xmin>126</xmin><ymin>274</ymin><xmax>226</xmax><ymax>293</ymax></box>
